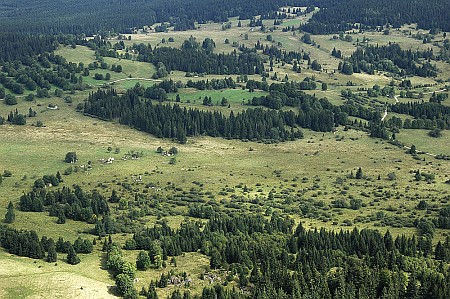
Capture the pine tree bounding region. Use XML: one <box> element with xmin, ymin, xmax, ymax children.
<box><xmin>356</xmin><ymin>167</ymin><xmax>363</xmax><ymax>179</ymax></box>
<box><xmin>57</xmin><ymin>208</ymin><xmax>66</xmax><ymax>224</ymax></box>
<box><xmin>147</xmin><ymin>282</ymin><xmax>158</xmax><ymax>299</ymax></box>
<box><xmin>5</xmin><ymin>201</ymin><xmax>15</xmax><ymax>223</ymax></box>
<box><xmin>47</xmin><ymin>239</ymin><xmax>57</xmax><ymax>262</ymax></box>
<box><xmin>136</xmin><ymin>251</ymin><xmax>151</xmax><ymax>270</ymax></box>
<box><xmin>67</xmin><ymin>244</ymin><xmax>80</xmax><ymax>265</ymax></box>
<box><xmin>109</xmin><ymin>189</ymin><xmax>120</xmax><ymax>203</ymax></box>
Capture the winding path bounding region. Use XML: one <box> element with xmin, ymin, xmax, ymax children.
<box><xmin>382</xmin><ymin>87</ymin><xmax>448</xmax><ymax>158</ymax></box>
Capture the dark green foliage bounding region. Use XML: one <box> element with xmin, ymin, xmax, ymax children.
<box><xmin>56</xmin><ymin>208</ymin><xmax>66</xmax><ymax>224</ymax></box>
<box><xmin>0</xmin><ymin>0</ymin><xmax>288</xmax><ymax>34</ymax></box>
<box><xmin>301</xmin><ymin>0</ymin><xmax>450</xmax><ymax>34</ymax></box>
<box><xmin>340</xmin><ymin>61</ymin><xmax>354</xmax><ymax>75</ymax></box>
<box><xmin>73</xmin><ymin>237</ymin><xmax>93</xmax><ymax>254</ymax></box>
<box><xmin>4</xmin><ymin>94</ymin><xmax>17</xmax><ymax>105</ymax></box>
<box><xmin>64</xmin><ymin>152</ymin><xmax>78</xmax><ymax>163</ymax></box>
<box><xmin>106</xmin><ymin>242</ymin><xmax>138</xmax><ymax>298</ymax></box>
<box><xmin>346</xmin><ymin>44</ymin><xmax>437</xmax><ymax>77</ymax></box>
<box><xmin>4</xmin><ymin>201</ymin><xmax>15</xmax><ymax>223</ymax></box>
<box><xmin>127</xmin><ymin>212</ymin><xmax>450</xmax><ymax>299</ymax></box>
<box><xmin>0</xmin><ymin>225</ymin><xmax>45</xmax><ymax>259</ymax></box>
<box><xmin>136</xmin><ymin>251</ymin><xmax>151</xmax><ymax>270</ymax></box>
<box><xmin>311</xmin><ymin>60</ymin><xmax>321</xmax><ymax>71</ymax></box>
<box><xmin>116</xmin><ymin>273</ymin><xmax>138</xmax><ymax>299</ymax></box>
<box><xmin>428</xmin><ymin>128</ymin><xmax>442</xmax><ymax>138</ymax></box>
<box><xmin>18</xmin><ymin>185</ymin><xmax>110</xmax><ymax>227</ymax></box>
<box><xmin>67</xmin><ymin>244</ymin><xmax>80</xmax><ymax>265</ymax></box>
<box><xmin>132</xmin><ymin>41</ymin><xmax>265</xmax><ymax>75</ymax></box>
<box><xmin>186</xmin><ymin>78</ymin><xmax>236</xmax><ymax>90</ymax></box>
<box><xmin>84</xmin><ymin>88</ymin><xmax>301</xmax><ymax>142</ymax></box>
<box><xmin>7</xmin><ymin>110</ymin><xmax>26</xmax><ymax>125</ymax></box>
<box><xmin>109</xmin><ymin>189</ymin><xmax>120</xmax><ymax>203</ymax></box>
<box><xmin>146</xmin><ymin>283</ymin><xmax>158</xmax><ymax>299</ymax></box>
<box><xmin>47</xmin><ymin>239</ymin><xmax>57</xmax><ymax>262</ymax></box>
<box><xmin>355</xmin><ymin>167</ymin><xmax>363</xmax><ymax>179</ymax></box>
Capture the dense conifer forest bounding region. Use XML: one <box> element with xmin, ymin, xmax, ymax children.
<box><xmin>0</xmin><ymin>0</ymin><xmax>449</xmax><ymax>298</ymax></box>
<box><xmin>301</xmin><ymin>0</ymin><xmax>450</xmax><ymax>34</ymax></box>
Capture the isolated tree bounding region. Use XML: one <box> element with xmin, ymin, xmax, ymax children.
<box><xmin>64</xmin><ymin>152</ymin><xmax>78</xmax><ymax>163</ymax></box>
<box><xmin>415</xmin><ymin>171</ymin><xmax>422</xmax><ymax>181</ymax></box>
<box><xmin>221</xmin><ymin>97</ymin><xmax>228</xmax><ymax>106</ymax></box>
<box><xmin>4</xmin><ymin>94</ymin><xmax>17</xmax><ymax>105</ymax></box>
<box><xmin>109</xmin><ymin>189</ymin><xmax>120</xmax><ymax>203</ymax></box>
<box><xmin>355</xmin><ymin>167</ymin><xmax>363</xmax><ymax>179</ymax></box>
<box><xmin>5</xmin><ymin>201</ymin><xmax>15</xmax><ymax>223</ymax></box>
<box><xmin>168</xmin><ymin>147</ymin><xmax>178</xmax><ymax>155</ymax></box>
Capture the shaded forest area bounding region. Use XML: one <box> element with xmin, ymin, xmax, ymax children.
<box><xmin>301</xmin><ymin>0</ymin><xmax>450</xmax><ymax>34</ymax></box>
<box><xmin>0</xmin><ymin>0</ymin><xmax>286</xmax><ymax>34</ymax></box>
<box><xmin>1</xmin><ymin>0</ymin><xmax>448</xmax><ymax>35</ymax></box>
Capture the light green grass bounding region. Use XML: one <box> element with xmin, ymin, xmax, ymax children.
<box><xmin>168</xmin><ymin>88</ymin><xmax>267</xmax><ymax>104</ymax></box>
<box><xmin>396</xmin><ymin>129</ymin><xmax>450</xmax><ymax>156</ymax></box>
<box><xmin>0</xmin><ymin>249</ymin><xmax>115</xmax><ymax>299</ymax></box>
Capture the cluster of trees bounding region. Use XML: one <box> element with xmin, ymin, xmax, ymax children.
<box><xmin>18</xmin><ymin>184</ymin><xmax>111</xmax><ymax>229</ymax></box>
<box><xmin>0</xmin><ymin>0</ymin><xmax>293</xmax><ymax>34</ymax></box>
<box><xmin>344</xmin><ymin>44</ymin><xmax>437</xmax><ymax>77</ymax></box>
<box><xmin>0</xmin><ymin>53</ymin><xmax>91</xmax><ymax>99</ymax></box>
<box><xmin>259</xmin><ymin>43</ymin><xmax>304</xmax><ymax>64</ymax></box>
<box><xmin>389</xmin><ymin>101</ymin><xmax>450</xmax><ymax>129</ymax></box>
<box><xmin>0</xmin><ymin>225</ymin><xmax>91</xmax><ymax>264</ymax></box>
<box><xmin>130</xmin><ymin>39</ymin><xmax>265</xmax><ymax>75</ymax></box>
<box><xmin>6</xmin><ymin>109</ymin><xmax>27</xmax><ymax>125</ymax></box>
<box><xmin>104</xmin><ymin>238</ymin><xmax>138</xmax><ymax>299</ymax></box>
<box><xmin>186</xmin><ymin>78</ymin><xmax>236</xmax><ymax>90</ymax></box>
<box><xmin>83</xmin><ymin>87</ymin><xmax>303</xmax><ymax>143</ymax></box>
<box><xmin>0</xmin><ymin>32</ymin><xmax>57</xmax><ymax>62</ymax></box>
<box><xmin>124</xmin><ymin>210</ymin><xmax>450</xmax><ymax>299</ymax></box>
<box><xmin>301</xmin><ymin>0</ymin><xmax>450</xmax><ymax>34</ymax></box>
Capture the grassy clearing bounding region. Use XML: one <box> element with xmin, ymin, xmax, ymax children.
<box><xmin>396</xmin><ymin>129</ymin><xmax>450</xmax><ymax>156</ymax></box>
<box><xmin>1</xmin><ymin>12</ymin><xmax>449</xmax><ymax>299</ymax></box>
<box><xmin>0</xmin><ymin>249</ymin><xmax>115</xmax><ymax>299</ymax></box>
<box><xmin>168</xmin><ymin>88</ymin><xmax>267</xmax><ymax>104</ymax></box>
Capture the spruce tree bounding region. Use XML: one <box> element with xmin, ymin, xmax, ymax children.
<box><xmin>356</xmin><ymin>167</ymin><xmax>363</xmax><ymax>179</ymax></box>
<box><xmin>5</xmin><ymin>201</ymin><xmax>15</xmax><ymax>223</ymax></box>
<box><xmin>47</xmin><ymin>239</ymin><xmax>57</xmax><ymax>262</ymax></box>
<box><xmin>67</xmin><ymin>244</ymin><xmax>80</xmax><ymax>265</ymax></box>
<box><xmin>57</xmin><ymin>208</ymin><xmax>66</xmax><ymax>224</ymax></box>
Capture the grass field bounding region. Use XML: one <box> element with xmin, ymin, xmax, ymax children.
<box><xmin>168</xmin><ymin>88</ymin><xmax>267</xmax><ymax>104</ymax></box>
<box><xmin>1</xmin><ymin>9</ymin><xmax>450</xmax><ymax>299</ymax></box>
<box><xmin>0</xmin><ymin>249</ymin><xmax>115</xmax><ymax>299</ymax></box>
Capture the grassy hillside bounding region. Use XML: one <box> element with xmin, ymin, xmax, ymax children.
<box><xmin>1</xmin><ymin>8</ymin><xmax>449</xmax><ymax>299</ymax></box>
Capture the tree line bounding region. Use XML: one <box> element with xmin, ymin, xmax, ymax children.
<box><xmin>343</xmin><ymin>44</ymin><xmax>437</xmax><ymax>77</ymax></box>
<box><xmin>83</xmin><ymin>87</ymin><xmax>304</xmax><ymax>143</ymax></box>
<box><xmin>130</xmin><ymin>40</ymin><xmax>265</xmax><ymax>75</ymax></box>
<box><xmin>125</xmin><ymin>210</ymin><xmax>450</xmax><ymax>299</ymax></box>
<box><xmin>301</xmin><ymin>0</ymin><xmax>450</xmax><ymax>34</ymax></box>
<box><xmin>0</xmin><ymin>0</ymin><xmax>292</xmax><ymax>35</ymax></box>
<box><xmin>0</xmin><ymin>224</ymin><xmax>91</xmax><ymax>264</ymax></box>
